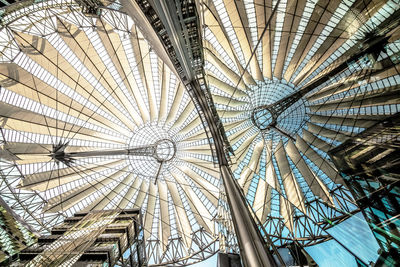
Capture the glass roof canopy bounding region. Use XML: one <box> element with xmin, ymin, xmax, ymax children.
<box><xmin>202</xmin><ymin>0</ymin><xmax>400</xmax><ymax>246</ymax></box>
<box><xmin>0</xmin><ymin>0</ymin><xmax>399</xmax><ymax>265</ymax></box>
<box><xmin>0</xmin><ymin>3</ymin><xmax>220</xmax><ymax>265</ymax></box>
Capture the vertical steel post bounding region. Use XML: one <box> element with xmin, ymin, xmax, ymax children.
<box><xmin>126</xmin><ymin>1</ymin><xmax>280</xmax><ymax>265</ymax></box>
<box><xmin>220</xmin><ymin>165</ymin><xmax>277</xmax><ymax>267</ymax></box>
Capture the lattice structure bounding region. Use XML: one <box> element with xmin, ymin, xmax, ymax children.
<box><xmin>329</xmin><ymin>113</ymin><xmax>400</xmax><ymax>265</ymax></box>
<box><xmin>0</xmin><ymin>2</ymin><xmax>220</xmax><ymax>265</ymax></box>
<box><xmin>1</xmin><ymin>0</ymin><xmax>400</xmax><ymax>265</ymax></box>
<box><xmin>201</xmin><ymin>0</ymin><xmax>400</xmax><ymax>247</ymax></box>
<box><xmin>0</xmin><ymin>197</ymin><xmax>37</xmax><ymax>264</ymax></box>
<box><xmin>15</xmin><ymin>209</ymin><xmax>145</xmax><ymax>266</ymax></box>
<box><xmin>216</xmin><ymin>182</ymin><xmax>239</xmax><ymax>255</ymax></box>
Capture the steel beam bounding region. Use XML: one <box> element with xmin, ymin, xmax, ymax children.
<box><xmin>129</xmin><ymin>1</ymin><xmax>278</xmax><ymax>265</ymax></box>
<box><xmin>220</xmin><ymin>165</ymin><xmax>277</xmax><ymax>267</ymax></box>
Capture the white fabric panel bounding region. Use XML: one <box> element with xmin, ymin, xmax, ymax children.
<box><xmin>286</xmin><ymin>140</ymin><xmax>333</xmax><ymax>205</ymax></box>
<box><xmin>44</xmin><ymin>167</ymin><xmax>128</xmax><ymax>212</ymax></box>
<box><xmin>177</xmin><ymin>166</ymin><xmax>219</xmax><ymax>207</ymax></box>
<box><xmin>83</xmin><ymin>173</ymin><xmax>134</xmax><ymax>211</ymax></box>
<box><xmin>157</xmin><ymin>181</ymin><xmax>170</xmax><ymax>252</ymax></box>
<box><xmin>118</xmin><ymin>175</ymin><xmax>140</xmax><ymax>209</ymax></box>
<box><xmin>170</xmin><ymin>171</ymin><xmax>213</xmax><ymax>233</ymax></box>
<box><xmin>239</xmin><ymin>140</ymin><xmax>264</xmax><ymax>195</ymax></box>
<box><xmin>166</xmin><ymin>181</ymin><xmax>192</xmax><ymax>248</ymax></box>
<box><xmin>275</xmin><ymin>141</ymin><xmax>306</xmax><ymax>214</ymax></box>
<box><xmin>144</xmin><ymin>182</ymin><xmax>157</xmax><ymax>241</ymax></box>
<box><xmin>21</xmin><ymin>160</ymin><xmax>123</xmax><ymax>191</ymax></box>
<box><xmin>134</xmin><ymin>180</ymin><xmax>149</xmax><ymax>208</ymax></box>
<box><xmin>302</xmin><ymin>129</ymin><xmax>334</xmax><ymax>153</ymax></box>
<box><xmin>295</xmin><ymin>134</ymin><xmax>346</xmax><ymax>186</ymax></box>
<box><xmin>280</xmin><ymin>196</ymin><xmax>294</xmax><ymax>233</ymax></box>
<box><xmin>253</xmin><ymin>178</ymin><xmax>272</xmax><ymax>224</ymax></box>
<box><xmin>265</xmin><ymin>141</ymin><xmax>281</xmax><ymax>192</ymax></box>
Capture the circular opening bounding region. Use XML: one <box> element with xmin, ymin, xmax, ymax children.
<box><xmin>252</xmin><ymin>108</ymin><xmax>274</xmax><ymax>130</ymax></box>
<box><xmin>154</xmin><ymin>139</ymin><xmax>176</xmax><ymax>162</ymax></box>
<box><xmin>128</xmin><ymin>124</ymin><xmax>176</xmax><ymax>177</ymax></box>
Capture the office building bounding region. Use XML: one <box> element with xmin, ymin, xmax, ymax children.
<box><xmin>14</xmin><ymin>209</ymin><xmax>145</xmax><ymax>266</ymax></box>
<box><xmin>0</xmin><ymin>197</ymin><xmax>37</xmax><ymax>264</ymax></box>
<box><xmin>330</xmin><ymin>113</ymin><xmax>400</xmax><ymax>266</ymax></box>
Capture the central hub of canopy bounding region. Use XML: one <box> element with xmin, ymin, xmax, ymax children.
<box><xmin>154</xmin><ymin>139</ymin><xmax>176</xmax><ymax>162</ymax></box>
<box><xmin>248</xmin><ymin>80</ymin><xmax>307</xmax><ymax>139</ymax></box>
<box><xmin>251</xmin><ymin>107</ymin><xmax>275</xmax><ymax>130</ymax></box>
<box><xmin>128</xmin><ymin>123</ymin><xmax>177</xmax><ymax>178</ymax></box>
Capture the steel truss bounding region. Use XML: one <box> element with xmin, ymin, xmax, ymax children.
<box><xmin>0</xmin><ymin>2</ymin><xmax>221</xmax><ymax>265</ymax></box>
<box><xmin>1</xmin><ymin>0</ymin><xmax>400</xmax><ymax>266</ymax></box>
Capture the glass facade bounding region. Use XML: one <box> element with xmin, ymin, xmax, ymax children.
<box><xmin>13</xmin><ymin>209</ymin><xmax>145</xmax><ymax>266</ymax></box>
<box><xmin>330</xmin><ymin>113</ymin><xmax>400</xmax><ymax>266</ymax></box>
<box><xmin>0</xmin><ymin>197</ymin><xmax>37</xmax><ymax>264</ymax></box>
<box><xmin>202</xmin><ymin>0</ymin><xmax>400</xmax><ymax>249</ymax></box>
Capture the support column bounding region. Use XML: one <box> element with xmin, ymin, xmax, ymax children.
<box><xmin>220</xmin><ymin>165</ymin><xmax>277</xmax><ymax>267</ymax></box>
<box><xmin>128</xmin><ymin>1</ymin><xmax>279</xmax><ymax>265</ymax></box>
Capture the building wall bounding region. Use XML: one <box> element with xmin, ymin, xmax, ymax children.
<box><xmin>0</xmin><ymin>197</ymin><xmax>37</xmax><ymax>264</ymax></box>
<box><xmin>329</xmin><ymin>113</ymin><xmax>400</xmax><ymax>266</ymax></box>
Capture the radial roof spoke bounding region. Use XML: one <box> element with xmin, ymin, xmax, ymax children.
<box><xmin>0</xmin><ymin>3</ymin><xmax>221</xmax><ymax>265</ymax></box>
<box><xmin>0</xmin><ymin>0</ymin><xmax>399</xmax><ymax>263</ymax></box>
<box><xmin>203</xmin><ymin>0</ymin><xmax>400</xmax><ymax>246</ymax></box>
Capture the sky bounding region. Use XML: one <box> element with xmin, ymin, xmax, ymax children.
<box><xmin>192</xmin><ymin>254</ymin><xmax>217</xmax><ymax>267</ymax></box>
<box><xmin>191</xmin><ymin>212</ymin><xmax>379</xmax><ymax>267</ymax></box>
<box><xmin>306</xmin><ymin>212</ymin><xmax>380</xmax><ymax>266</ymax></box>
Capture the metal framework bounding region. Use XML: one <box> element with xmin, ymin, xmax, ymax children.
<box><xmin>133</xmin><ymin>0</ymin><xmax>277</xmax><ymax>265</ymax></box>
<box><xmin>0</xmin><ymin>0</ymin><xmax>400</xmax><ymax>266</ymax></box>
<box><xmin>0</xmin><ymin>2</ymin><xmax>220</xmax><ymax>265</ymax></box>
<box><xmin>251</xmin><ymin>30</ymin><xmax>394</xmax><ymax>134</ymax></box>
<box><xmin>201</xmin><ymin>0</ymin><xmax>400</xmax><ymax>250</ymax></box>
<box><xmin>18</xmin><ymin>209</ymin><xmax>145</xmax><ymax>266</ymax></box>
